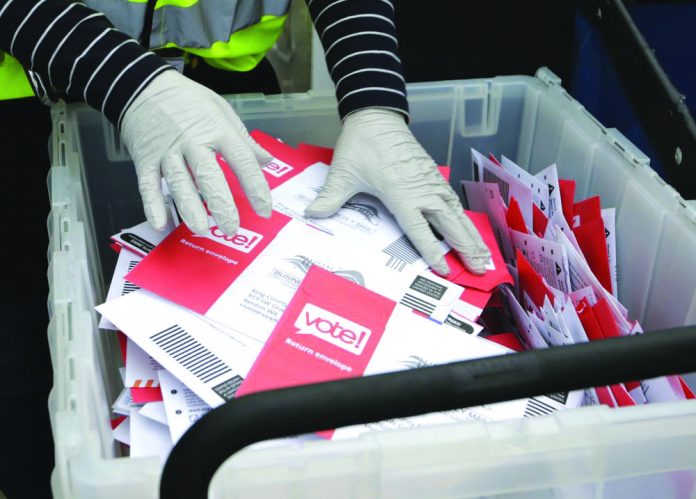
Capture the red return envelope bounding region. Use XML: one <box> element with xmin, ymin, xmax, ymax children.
<box><xmin>237</xmin><ymin>265</ymin><xmax>396</xmax><ymax>397</ymax></box>
<box><xmin>443</xmin><ymin>211</ymin><xmax>513</xmax><ymax>292</ymax></box>
<box><xmin>127</xmin><ymin>167</ymin><xmax>292</xmax><ymax>315</ymax></box>
<box><xmin>249</xmin><ymin>130</ymin><xmax>317</xmax><ymax>189</ymax></box>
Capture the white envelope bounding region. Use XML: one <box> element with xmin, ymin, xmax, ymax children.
<box><xmin>501</xmin><ymin>156</ymin><xmax>550</xmax><ymax>215</ymax></box>
<box><xmin>99</xmin><ymin>249</ymin><xmax>143</xmax><ymax>330</ymax></box>
<box><xmin>204</xmin><ymin>221</ymin><xmax>460</xmax><ymax>345</ymax></box>
<box><xmin>472</xmin><ymin>149</ymin><xmax>534</xmax><ymax>230</ymax></box>
<box><xmin>98</xmin><ymin>291</ymin><xmax>253</xmax><ymax>408</ymax></box>
<box><xmin>535</xmin><ymin>163</ymin><xmax>562</xmax><ymax>219</ymax></box>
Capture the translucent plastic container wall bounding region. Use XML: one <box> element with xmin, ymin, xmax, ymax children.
<box><xmin>47</xmin><ymin>68</ymin><xmax>696</xmax><ymax>499</ymax></box>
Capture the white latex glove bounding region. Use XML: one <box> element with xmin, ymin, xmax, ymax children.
<box><xmin>305</xmin><ymin>109</ymin><xmax>491</xmax><ymax>276</ymax></box>
<box><xmin>120</xmin><ymin>70</ymin><xmax>273</xmax><ymax>235</ymax></box>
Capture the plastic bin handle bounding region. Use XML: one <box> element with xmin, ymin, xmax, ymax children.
<box><xmin>160</xmin><ymin>325</ymin><xmax>696</xmax><ymax>499</ymax></box>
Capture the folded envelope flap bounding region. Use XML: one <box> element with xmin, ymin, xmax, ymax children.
<box><xmin>609</xmin><ymin>384</ymin><xmax>637</xmax><ymax>407</ymax></box>
<box><xmin>506</xmin><ymin>196</ymin><xmax>529</xmax><ymax>234</ymax></box>
<box><xmin>459</xmin><ymin>287</ymin><xmax>492</xmax><ymax>310</ymax></box>
<box><xmin>558</xmin><ymin>179</ymin><xmax>576</xmax><ymax>227</ymax></box>
<box><xmin>297</xmin><ymin>143</ymin><xmax>334</xmax><ymax>165</ymax></box>
<box><xmin>126</xmin><ymin>210</ymin><xmax>291</xmax><ymax>315</ymax></box>
<box><xmin>533</xmin><ymin>203</ymin><xmax>549</xmax><ymax>237</ymax></box>
<box><xmin>573</xmin><ymin>195</ymin><xmax>602</xmax><ymax>225</ymax></box>
<box><xmin>573</xmin><ymin>217</ymin><xmax>613</xmax><ymax>294</ymax></box>
<box><xmin>592</xmin><ymin>297</ymin><xmax>623</xmax><ymax>338</ymax></box>
<box><xmin>679</xmin><ymin>377</ymin><xmax>696</xmax><ymax>399</ymax></box>
<box><xmin>516</xmin><ymin>248</ymin><xmax>554</xmax><ymax>309</ymax></box>
<box><xmin>250</xmin><ymin>130</ymin><xmax>315</xmax><ymax>169</ymax></box>
<box><xmin>298</xmin><ymin>266</ymin><xmax>396</xmax><ymax>329</ymax></box>
<box><xmin>237</xmin><ymin>266</ymin><xmax>397</xmax><ymax>403</ymax></box>
<box><xmin>446</xmin><ymin>211</ymin><xmax>513</xmax><ymax>292</ymax></box>
<box><xmin>576</xmin><ymin>298</ymin><xmax>604</xmax><ymax>341</ymax></box>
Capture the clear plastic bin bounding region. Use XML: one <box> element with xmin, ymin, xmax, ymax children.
<box><xmin>47</xmin><ymin>67</ymin><xmax>696</xmax><ymax>499</ymax></box>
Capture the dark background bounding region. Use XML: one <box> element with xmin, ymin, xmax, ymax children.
<box><xmin>1</xmin><ymin>1</ymin><xmax>694</xmax><ymax>497</ymax></box>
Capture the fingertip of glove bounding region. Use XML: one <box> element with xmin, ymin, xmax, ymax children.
<box><xmin>431</xmin><ymin>261</ymin><xmax>451</xmax><ymax>277</ymax></box>
<box><xmin>144</xmin><ymin>206</ymin><xmax>168</xmax><ymax>233</ymax></box>
<box><xmin>217</xmin><ymin>222</ymin><xmax>240</xmax><ymax>236</ymax></box>
<box><xmin>305</xmin><ymin>198</ymin><xmax>340</xmax><ymax>219</ymax></box>
<box><xmin>256</xmin><ymin>204</ymin><xmax>272</xmax><ymax>219</ymax></box>
<box><xmin>190</xmin><ymin>224</ymin><xmax>210</xmax><ymax>236</ymax></box>
<box><xmin>304</xmin><ymin>207</ymin><xmax>329</xmax><ymax>219</ymax></box>
<box><xmin>462</xmin><ymin>253</ymin><xmax>491</xmax><ymax>276</ymax></box>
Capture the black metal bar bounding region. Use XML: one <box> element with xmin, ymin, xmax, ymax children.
<box><xmin>578</xmin><ymin>0</ymin><xmax>696</xmax><ymax>199</ymax></box>
<box><xmin>161</xmin><ymin>326</ymin><xmax>696</xmax><ymax>499</ymax></box>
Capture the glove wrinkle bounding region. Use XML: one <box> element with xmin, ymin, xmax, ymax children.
<box><xmin>121</xmin><ymin>71</ymin><xmax>271</xmax><ymax>234</ymax></box>
<box><xmin>310</xmin><ymin>108</ymin><xmax>491</xmax><ymax>275</ymax></box>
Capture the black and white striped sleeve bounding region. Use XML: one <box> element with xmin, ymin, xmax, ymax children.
<box><xmin>306</xmin><ymin>0</ymin><xmax>409</xmax><ymax>121</ymax></box>
<box><xmin>0</xmin><ymin>0</ymin><xmax>173</xmax><ymax>128</ymax></box>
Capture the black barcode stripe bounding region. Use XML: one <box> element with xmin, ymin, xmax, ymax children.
<box><xmin>529</xmin><ymin>398</ymin><xmax>556</xmax><ymax>413</ymax></box>
<box><xmin>181</xmin><ymin>351</ymin><xmax>211</xmax><ymax>369</ymax></box>
<box><xmin>122</xmin><ymin>260</ymin><xmax>141</xmax><ymax>295</ymax></box>
<box><xmin>150</xmin><ymin>325</ymin><xmax>231</xmax><ymax>382</ymax></box>
<box><xmin>180</xmin><ymin>348</ymin><xmax>210</xmax><ymax>366</ymax></box>
<box><xmin>197</xmin><ymin>362</ymin><xmax>226</xmax><ymax>379</ymax></box>
<box><xmin>523</xmin><ymin>397</ymin><xmax>557</xmax><ymax>418</ymax></box>
<box><xmin>402</xmin><ymin>293</ymin><xmax>435</xmax><ymax>311</ymax></box>
<box><xmin>196</xmin><ymin>362</ymin><xmax>229</xmax><ymax>382</ymax></box>
<box><xmin>400</xmin><ymin>296</ymin><xmax>435</xmax><ymax>315</ymax></box>
<box><xmin>166</xmin><ymin>337</ymin><xmax>198</xmax><ymax>356</ymax></box>
<box><xmin>388</xmin><ymin>245</ymin><xmax>416</xmax><ymax>262</ymax></box>
<box><xmin>400</xmin><ymin>298</ymin><xmax>435</xmax><ymax>314</ymax></box>
<box><xmin>385</xmin><ymin>256</ymin><xmax>406</xmax><ymax>272</ymax></box>
<box><xmin>201</xmin><ymin>368</ymin><xmax>229</xmax><ymax>383</ymax></box>
<box><xmin>524</xmin><ymin>406</ymin><xmax>547</xmax><ymax>417</ymax></box>
<box><xmin>158</xmin><ymin>333</ymin><xmax>194</xmax><ymax>351</ymax></box>
<box><xmin>177</xmin><ymin>345</ymin><xmax>207</xmax><ymax>364</ymax></box>
<box><xmin>186</xmin><ymin>353</ymin><xmax>216</xmax><ymax>371</ymax></box>
<box><xmin>387</xmin><ymin>236</ymin><xmax>419</xmax><ymax>262</ymax></box>
<box><xmin>122</xmin><ymin>283</ymin><xmax>140</xmax><ymax>294</ymax></box>
<box><xmin>483</xmin><ymin>169</ymin><xmax>510</xmax><ymax>201</ymax></box>
<box><xmin>190</xmin><ymin>356</ymin><xmax>221</xmax><ymax>375</ymax></box>
<box><xmin>383</xmin><ymin>235</ymin><xmax>419</xmax><ymax>264</ymax></box>
<box><xmin>151</xmin><ymin>325</ymin><xmax>180</xmax><ymax>342</ymax></box>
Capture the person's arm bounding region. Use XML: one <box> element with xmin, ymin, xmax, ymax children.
<box><xmin>0</xmin><ymin>0</ymin><xmax>172</xmax><ymax>127</ymax></box>
<box><xmin>0</xmin><ymin>0</ymin><xmax>272</xmax><ymax>236</ymax></box>
<box><xmin>305</xmin><ymin>0</ymin><xmax>491</xmax><ymax>276</ymax></box>
<box><xmin>305</xmin><ymin>0</ymin><xmax>408</xmax><ymax>120</ymax></box>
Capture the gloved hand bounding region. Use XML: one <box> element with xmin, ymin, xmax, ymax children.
<box><xmin>305</xmin><ymin>109</ymin><xmax>491</xmax><ymax>275</ymax></box>
<box><xmin>120</xmin><ymin>70</ymin><xmax>272</xmax><ymax>235</ymax></box>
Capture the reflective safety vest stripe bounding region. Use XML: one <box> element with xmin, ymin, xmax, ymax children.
<box><xmin>0</xmin><ymin>0</ymin><xmax>289</xmax><ymax>101</ymax></box>
<box><xmin>0</xmin><ymin>54</ymin><xmax>34</xmax><ymax>100</ymax></box>
<box><xmin>86</xmin><ymin>0</ymin><xmax>290</xmax><ymax>71</ymax></box>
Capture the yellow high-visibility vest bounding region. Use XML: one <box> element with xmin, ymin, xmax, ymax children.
<box><xmin>0</xmin><ymin>0</ymin><xmax>290</xmax><ymax>101</ymax></box>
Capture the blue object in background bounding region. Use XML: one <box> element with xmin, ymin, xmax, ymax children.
<box><xmin>571</xmin><ymin>11</ymin><xmax>664</xmax><ymax>177</ymax></box>
<box><xmin>631</xmin><ymin>3</ymin><xmax>696</xmax><ymax>115</ymax></box>
<box><xmin>571</xmin><ymin>3</ymin><xmax>696</xmax><ymax>184</ymax></box>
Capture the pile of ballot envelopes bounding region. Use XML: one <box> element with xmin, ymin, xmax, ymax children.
<box><xmin>98</xmin><ymin>131</ymin><xmax>694</xmax><ymax>460</ymax></box>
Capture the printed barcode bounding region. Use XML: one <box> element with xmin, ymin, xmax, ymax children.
<box><xmin>150</xmin><ymin>325</ymin><xmax>232</xmax><ymax>383</ymax></box>
<box><xmin>383</xmin><ymin>236</ymin><xmax>419</xmax><ymax>272</ymax></box>
<box><xmin>523</xmin><ymin>397</ymin><xmax>557</xmax><ymax>418</ymax></box>
<box><xmin>386</xmin><ymin>256</ymin><xmax>406</xmax><ymax>271</ymax></box>
<box><xmin>121</xmin><ymin>260</ymin><xmax>141</xmax><ymax>295</ymax></box>
<box><xmin>483</xmin><ymin>169</ymin><xmax>510</xmax><ymax>201</ymax></box>
<box><xmin>122</xmin><ymin>282</ymin><xmax>140</xmax><ymax>295</ymax></box>
<box><xmin>400</xmin><ymin>293</ymin><xmax>436</xmax><ymax>316</ymax></box>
